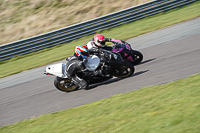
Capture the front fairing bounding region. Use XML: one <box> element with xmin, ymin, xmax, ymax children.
<box><xmin>111</xmin><ymin>41</ymin><xmax>125</xmax><ymax>53</ymax></box>
<box><xmin>111</xmin><ymin>40</ymin><xmax>132</xmax><ymax>52</ymax></box>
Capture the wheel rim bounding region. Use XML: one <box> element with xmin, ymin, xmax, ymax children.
<box><xmin>129</xmin><ymin>51</ymin><xmax>143</xmax><ymax>65</ymax></box>
<box><xmin>57</xmin><ymin>79</ymin><xmax>77</xmax><ymax>92</ymax></box>
<box><xmin>113</xmin><ymin>66</ymin><xmax>132</xmax><ymax>77</ymax></box>
<box><xmin>131</xmin><ymin>54</ymin><xmax>140</xmax><ymax>63</ymax></box>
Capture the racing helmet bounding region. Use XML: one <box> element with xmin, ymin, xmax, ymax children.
<box><xmin>75</xmin><ymin>45</ymin><xmax>89</xmax><ymax>59</ymax></box>
<box><xmin>94</xmin><ymin>34</ymin><xmax>106</xmax><ymax>47</ymax></box>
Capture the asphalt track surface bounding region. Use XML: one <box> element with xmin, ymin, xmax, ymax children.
<box><xmin>0</xmin><ymin>17</ymin><xmax>200</xmax><ymax>127</ymax></box>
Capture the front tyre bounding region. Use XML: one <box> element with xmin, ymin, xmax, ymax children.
<box><xmin>129</xmin><ymin>50</ymin><xmax>143</xmax><ymax>65</ymax></box>
<box><xmin>112</xmin><ymin>62</ymin><xmax>135</xmax><ymax>78</ymax></box>
<box><xmin>54</xmin><ymin>77</ymin><xmax>78</xmax><ymax>92</ymax></box>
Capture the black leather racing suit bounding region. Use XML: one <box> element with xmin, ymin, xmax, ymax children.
<box><xmin>66</xmin><ymin>53</ymin><xmax>101</xmax><ymax>89</ymax></box>
<box><xmin>66</xmin><ymin>53</ymin><xmax>87</xmax><ymax>89</ymax></box>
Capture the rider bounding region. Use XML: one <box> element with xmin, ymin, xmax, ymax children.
<box><xmin>86</xmin><ymin>34</ymin><xmax>125</xmax><ymax>52</ymax></box>
<box><xmin>86</xmin><ymin>34</ymin><xmax>113</xmax><ymax>51</ymax></box>
<box><xmin>86</xmin><ymin>34</ymin><xmax>126</xmax><ymax>61</ymax></box>
<box><xmin>66</xmin><ymin>45</ymin><xmax>101</xmax><ymax>90</ymax></box>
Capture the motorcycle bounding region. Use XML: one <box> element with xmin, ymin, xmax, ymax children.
<box><xmin>104</xmin><ymin>40</ymin><xmax>143</xmax><ymax>65</ymax></box>
<box><xmin>44</xmin><ymin>50</ymin><xmax>135</xmax><ymax>92</ymax></box>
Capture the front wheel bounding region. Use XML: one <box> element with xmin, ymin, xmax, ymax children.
<box><xmin>112</xmin><ymin>62</ymin><xmax>135</xmax><ymax>78</ymax></box>
<box><xmin>129</xmin><ymin>50</ymin><xmax>143</xmax><ymax>65</ymax></box>
<box><xmin>54</xmin><ymin>77</ymin><xmax>78</xmax><ymax>92</ymax></box>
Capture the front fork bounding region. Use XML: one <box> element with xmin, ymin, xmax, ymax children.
<box><xmin>123</xmin><ymin>50</ymin><xmax>134</xmax><ymax>62</ymax></box>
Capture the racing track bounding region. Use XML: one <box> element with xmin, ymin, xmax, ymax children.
<box><xmin>0</xmin><ymin>17</ymin><xmax>200</xmax><ymax>127</ymax></box>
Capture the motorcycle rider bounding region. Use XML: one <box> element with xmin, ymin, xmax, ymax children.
<box><xmin>86</xmin><ymin>34</ymin><xmax>113</xmax><ymax>51</ymax></box>
<box><xmin>66</xmin><ymin>45</ymin><xmax>102</xmax><ymax>90</ymax></box>
<box><xmin>86</xmin><ymin>34</ymin><xmax>125</xmax><ymax>52</ymax></box>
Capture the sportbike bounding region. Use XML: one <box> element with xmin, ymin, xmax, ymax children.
<box><xmin>104</xmin><ymin>40</ymin><xmax>143</xmax><ymax>65</ymax></box>
<box><xmin>44</xmin><ymin>50</ymin><xmax>135</xmax><ymax>92</ymax></box>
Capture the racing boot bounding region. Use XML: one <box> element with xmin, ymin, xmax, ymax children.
<box><xmin>71</xmin><ymin>75</ymin><xmax>88</xmax><ymax>90</ymax></box>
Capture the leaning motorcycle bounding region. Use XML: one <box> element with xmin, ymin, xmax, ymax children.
<box><xmin>44</xmin><ymin>50</ymin><xmax>135</xmax><ymax>92</ymax></box>
<box><xmin>104</xmin><ymin>40</ymin><xmax>143</xmax><ymax>65</ymax></box>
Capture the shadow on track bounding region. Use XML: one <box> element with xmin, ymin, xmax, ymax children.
<box><xmin>136</xmin><ymin>58</ymin><xmax>156</xmax><ymax>66</ymax></box>
<box><xmin>87</xmin><ymin>70</ymin><xmax>149</xmax><ymax>90</ymax></box>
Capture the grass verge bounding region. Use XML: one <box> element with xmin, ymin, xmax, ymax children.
<box><xmin>0</xmin><ymin>1</ymin><xmax>200</xmax><ymax>78</ymax></box>
<box><xmin>0</xmin><ymin>74</ymin><xmax>200</xmax><ymax>132</ymax></box>
<box><xmin>0</xmin><ymin>0</ymin><xmax>151</xmax><ymax>45</ymax></box>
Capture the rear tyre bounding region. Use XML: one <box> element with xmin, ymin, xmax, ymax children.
<box><xmin>129</xmin><ymin>50</ymin><xmax>143</xmax><ymax>65</ymax></box>
<box><xmin>112</xmin><ymin>62</ymin><xmax>135</xmax><ymax>78</ymax></box>
<box><xmin>54</xmin><ymin>77</ymin><xmax>78</xmax><ymax>92</ymax></box>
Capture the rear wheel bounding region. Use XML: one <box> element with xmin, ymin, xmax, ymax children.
<box><xmin>129</xmin><ymin>50</ymin><xmax>143</xmax><ymax>65</ymax></box>
<box><xmin>112</xmin><ymin>62</ymin><xmax>135</xmax><ymax>78</ymax></box>
<box><xmin>54</xmin><ymin>77</ymin><xmax>78</xmax><ymax>92</ymax></box>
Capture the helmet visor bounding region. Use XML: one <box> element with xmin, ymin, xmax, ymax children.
<box><xmin>98</xmin><ymin>40</ymin><xmax>105</xmax><ymax>45</ymax></box>
<box><xmin>81</xmin><ymin>52</ymin><xmax>89</xmax><ymax>57</ymax></box>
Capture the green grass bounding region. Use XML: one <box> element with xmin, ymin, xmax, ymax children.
<box><xmin>0</xmin><ymin>1</ymin><xmax>200</xmax><ymax>78</ymax></box>
<box><xmin>1</xmin><ymin>74</ymin><xmax>200</xmax><ymax>133</ymax></box>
